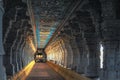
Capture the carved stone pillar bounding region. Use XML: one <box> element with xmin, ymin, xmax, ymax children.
<box><xmin>75</xmin><ymin>10</ymin><xmax>100</xmax><ymax>77</ymax></box>
<box><xmin>19</xmin><ymin>40</ymin><xmax>25</xmax><ymax>69</ymax></box>
<box><xmin>17</xmin><ymin>35</ymin><xmax>24</xmax><ymax>70</ymax></box>
<box><xmin>99</xmin><ymin>0</ymin><xmax>120</xmax><ymax>79</ymax></box>
<box><xmin>11</xmin><ymin>30</ymin><xmax>20</xmax><ymax>73</ymax></box>
<box><xmin>70</xmin><ymin>38</ymin><xmax>80</xmax><ymax>72</ymax></box>
<box><xmin>0</xmin><ymin>1</ymin><xmax>6</xmax><ymax>80</ymax></box>
<box><xmin>57</xmin><ymin>41</ymin><xmax>62</xmax><ymax>65</ymax></box>
<box><xmin>84</xmin><ymin>32</ymin><xmax>99</xmax><ymax>78</ymax></box>
<box><xmin>60</xmin><ymin>39</ymin><xmax>66</xmax><ymax>67</ymax></box>
<box><xmin>100</xmin><ymin>20</ymin><xmax>120</xmax><ymax>80</ymax></box>
<box><xmin>75</xmin><ymin>35</ymin><xmax>87</xmax><ymax>74</ymax></box>
<box><xmin>16</xmin><ymin>36</ymin><xmax>23</xmax><ymax>71</ymax></box>
<box><xmin>22</xmin><ymin>48</ymin><xmax>26</xmax><ymax>67</ymax></box>
<box><xmin>23</xmin><ymin>44</ymin><xmax>29</xmax><ymax>65</ymax></box>
<box><xmin>62</xmin><ymin>37</ymin><xmax>73</xmax><ymax>69</ymax></box>
<box><xmin>59</xmin><ymin>39</ymin><xmax>65</xmax><ymax>66</ymax></box>
<box><xmin>16</xmin><ymin>33</ymin><xmax>27</xmax><ymax>71</ymax></box>
<box><xmin>0</xmin><ymin>56</ymin><xmax>6</xmax><ymax>80</ymax></box>
<box><xmin>21</xmin><ymin>41</ymin><xmax>25</xmax><ymax>68</ymax></box>
<box><xmin>61</xmin><ymin>39</ymin><xmax>68</xmax><ymax>68</ymax></box>
<box><xmin>12</xmin><ymin>48</ymin><xmax>18</xmax><ymax>73</ymax></box>
<box><xmin>3</xmin><ymin>18</ymin><xmax>21</xmax><ymax>76</ymax></box>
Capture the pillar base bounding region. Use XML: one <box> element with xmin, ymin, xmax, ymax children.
<box><xmin>85</xmin><ymin>59</ymin><xmax>99</xmax><ymax>78</ymax></box>
<box><xmin>0</xmin><ymin>56</ymin><xmax>7</xmax><ymax>80</ymax></box>
<box><xmin>101</xmin><ymin>70</ymin><xmax>118</xmax><ymax>80</ymax></box>
<box><xmin>5</xmin><ymin>64</ymin><xmax>15</xmax><ymax>76</ymax></box>
<box><xmin>77</xmin><ymin>68</ymin><xmax>84</xmax><ymax>74</ymax></box>
<box><xmin>85</xmin><ymin>68</ymin><xmax>99</xmax><ymax>78</ymax></box>
<box><xmin>0</xmin><ymin>65</ymin><xmax>6</xmax><ymax>80</ymax></box>
<box><xmin>12</xmin><ymin>61</ymin><xmax>19</xmax><ymax>73</ymax></box>
<box><xmin>4</xmin><ymin>55</ymin><xmax>15</xmax><ymax>75</ymax></box>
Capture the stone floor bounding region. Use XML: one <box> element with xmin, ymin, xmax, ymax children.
<box><xmin>26</xmin><ymin>63</ymin><xmax>64</xmax><ymax>80</ymax></box>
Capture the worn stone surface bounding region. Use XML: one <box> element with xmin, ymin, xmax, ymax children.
<box><xmin>47</xmin><ymin>61</ymin><xmax>91</xmax><ymax>80</ymax></box>
<box><xmin>26</xmin><ymin>63</ymin><xmax>64</xmax><ymax>80</ymax></box>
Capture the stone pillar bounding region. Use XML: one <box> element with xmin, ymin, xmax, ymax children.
<box><xmin>11</xmin><ymin>30</ymin><xmax>19</xmax><ymax>73</ymax></box>
<box><xmin>75</xmin><ymin>10</ymin><xmax>100</xmax><ymax>78</ymax></box>
<box><xmin>99</xmin><ymin>0</ymin><xmax>120</xmax><ymax>79</ymax></box>
<box><xmin>70</xmin><ymin>38</ymin><xmax>80</xmax><ymax>72</ymax></box>
<box><xmin>62</xmin><ymin>37</ymin><xmax>73</xmax><ymax>69</ymax></box>
<box><xmin>75</xmin><ymin>35</ymin><xmax>87</xmax><ymax>74</ymax></box>
<box><xmin>24</xmin><ymin>43</ymin><xmax>32</xmax><ymax>65</ymax></box>
<box><xmin>55</xmin><ymin>43</ymin><xmax>59</xmax><ymax>64</ymax></box>
<box><xmin>19</xmin><ymin>41</ymin><xmax>25</xmax><ymax>69</ymax></box>
<box><xmin>59</xmin><ymin>39</ymin><xmax>65</xmax><ymax>66</ymax></box>
<box><xmin>60</xmin><ymin>39</ymin><xmax>67</xmax><ymax>67</ymax></box>
<box><xmin>18</xmin><ymin>45</ymin><xmax>22</xmax><ymax>70</ymax></box>
<box><xmin>17</xmin><ymin>35</ymin><xmax>24</xmax><ymax>70</ymax></box>
<box><xmin>100</xmin><ymin>21</ymin><xmax>120</xmax><ymax>80</ymax></box>
<box><xmin>9</xmin><ymin>31</ymin><xmax>22</xmax><ymax>74</ymax></box>
<box><xmin>3</xmin><ymin>20</ymin><xmax>20</xmax><ymax>76</ymax></box>
<box><xmin>16</xmin><ymin>34</ymin><xmax>26</xmax><ymax>71</ymax></box>
<box><xmin>21</xmin><ymin>41</ymin><xmax>25</xmax><ymax>68</ymax></box>
<box><xmin>0</xmin><ymin>56</ymin><xmax>6</xmax><ymax>80</ymax></box>
<box><xmin>84</xmin><ymin>32</ymin><xmax>99</xmax><ymax>78</ymax></box>
<box><xmin>83</xmin><ymin>38</ymin><xmax>89</xmax><ymax>75</ymax></box>
<box><xmin>57</xmin><ymin>41</ymin><xmax>62</xmax><ymax>65</ymax></box>
<box><xmin>23</xmin><ymin>45</ymin><xmax>28</xmax><ymax>65</ymax></box>
<box><xmin>75</xmin><ymin>9</ymin><xmax>100</xmax><ymax>76</ymax></box>
<box><xmin>60</xmin><ymin>39</ymin><xmax>66</xmax><ymax>67</ymax></box>
<box><xmin>12</xmin><ymin>49</ymin><xmax>17</xmax><ymax>73</ymax></box>
<box><xmin>0</xmin><ymin>1</ymin><xmax>7</xmax><ymax>80</ymax></box>
<box><xmin>22</xmin><ymin>48</ymin><xmax>26</xmax><ymax>67</ymax></box>
<box><xmin>9</xmin><ymin>44</ymin><xmax>15</xmax><ymax>74</ymax></box>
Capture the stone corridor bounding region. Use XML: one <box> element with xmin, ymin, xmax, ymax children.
<box><xmin>0</xmin><ymin>0</ymin><xmax>120</xmax><ymax>80</ymax></box>
<box><xmin>26</xmin><ymin>63</ymin><xmax>64</xmax><ymax>80</ymax></box>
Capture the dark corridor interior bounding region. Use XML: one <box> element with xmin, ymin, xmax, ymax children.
<box><xmin>0</xmin><ymin>0</ymin><xmax>120</xmax><ymax>80</ymax></box>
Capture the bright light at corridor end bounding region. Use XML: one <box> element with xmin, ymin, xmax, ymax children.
<box><xmin>100</xmin><ymin>44</ymin><xmax>104</xmax><ymax>68</ymax></box>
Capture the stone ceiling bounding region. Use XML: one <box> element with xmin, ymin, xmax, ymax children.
<box><xmin>30</xmin><ymin>0</ymin><xmax>71</xmax><ymax>48</ymax></box>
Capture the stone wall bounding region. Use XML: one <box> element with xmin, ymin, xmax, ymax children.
<box><xmin>47</xmin><ymin>61</ymin><xmax>91</xmax><ymax>80</ymax></box>
<box><xmin>45</xmin><ymin>0</ymin><xmax>120</xmax><ymax>80</ymax></box>
<box><xmin>2</xmin><ymin>0</ymin><xmax>36</xmax><ymax>79</ymax></box>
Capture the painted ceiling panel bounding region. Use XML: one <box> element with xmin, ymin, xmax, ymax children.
<box><xmin>31</xmin><ymin>0</ymin><xmax>70</xmax><ymax>48</ymax></box>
